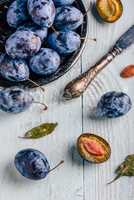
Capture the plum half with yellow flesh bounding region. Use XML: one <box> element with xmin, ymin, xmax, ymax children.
<box><xmin>96</xmin><ymin>0</ymin><xmax>123</xmax><ymax>23</ymax></box>
<box><xmin>77</xmin><ymin>133</ymin><xmax>111</xmax><ymax>163</ymax></box>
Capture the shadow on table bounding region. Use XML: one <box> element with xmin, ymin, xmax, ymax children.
<box><xmin>68</xmin><ymin>144</ymin><xmax>95</xmax><ymax>167</ymax></box>
<box><xmin>0</xmin><ymin>111</ymin><xmax>13</xmax><ymax>122</ymax></box>
<box><xmin>68</xmin><ymin>145</ymin><xmax>83</xmax><ymax>166</ymax></box>
<box><xmin>91</xmin><ymin>2</ymin><xmax>106</xmax><ymax>25</ymax></box>
<box><xmin>3</xmin><ymin>161</ymin><xmax>34</xmax><ymax>187</ymax></box>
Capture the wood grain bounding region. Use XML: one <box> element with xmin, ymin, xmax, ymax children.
<box><xmin>0</xmin><ymin>59</ymin><xmax>84</xmax><ymax>200</ymax></box>
<box><xmin>0</xmin><ymin>0</ymin><xmax>134</xmax><ymax>200</ymax></box>
<box><xmin>82</xmin><ymin>0</ymin><xmax>134</xmax><ymax>200</ymax></box>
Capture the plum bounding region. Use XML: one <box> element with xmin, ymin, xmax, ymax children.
<box><xmin>0</xmin><ymin>54</ymin><xmax>29</xmax><ymax>82</ymax></box>
<box><xmin>27</xmin><ymin>0</ymin><xmax>56</xmax><ymax>28</ymax></box>
<box><xmin>15</xmin><ymin>149</ymin><xmax>50</xmax><ymax>180</ymax></box>
<box><xmin>18</xmin><ymin>23</ymin><xmax>48</xmax><ymax>42</ymax></box>
<box><xmin>29</xmin><ymin>48</ymin><xmax>60</xmax><ymax>75</ymax></box>
<box><xmin>53</xmin><ymin>0</ymin><xmax>75</xmax><ymax>6</ymax></box>
<box><xmin>0</xmin><ymin>87</ymin><xmax>33</xmax><ymax>113</ymax></box>
<box><xmin>15</xmin><ymin>149</ymin><xmax>64</xmax><ymax>180</ymax></box>
<box><xmin>54</xmin><ymin>6</ymin><xmax>84</xmax><ymax>30</ymax></box>
<box><xmin>7</xmin><ymin>0</ymin><xmax>29</xmax><ymax>28</ymax></box>
<box><xmin>95</xmin><ymin>91</ymin><xmax>132</xmax><ymax>118</ymax></box>
<box><xmin>48</xmin><ymin>30</ymin><xmax>81</xmax><ymax>55</ymax></box>
<box><xmin>5</xmin><ymin>30</ymin><xmax>41</xmax><ymax>59</ymax></box>
<box><xmin>0</xmin><ymin>54</ymin><xmax>46</xmax><ymax>93</ymax></box>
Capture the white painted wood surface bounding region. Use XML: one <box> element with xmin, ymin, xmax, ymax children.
<box><xmin>0</xmin><ymin>0</ymin><xmax>134</xmax><ymax>199</ymax></box>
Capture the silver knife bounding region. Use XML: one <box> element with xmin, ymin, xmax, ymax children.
<box><xmin>63</xmin><ymin>25</ymin><xmax>134</xmax><ymax>100</ymax></box>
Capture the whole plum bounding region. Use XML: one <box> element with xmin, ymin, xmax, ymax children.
<box><xmin>15</xmin><ymin>149</ymin><xmax>50</xmax><ymax>180</ymax></box>
<box><xmin>48</xmin><ymin>30</ymin><xmax>81</xmax><ymax>55</ymax></box>
<box><xmin>54</xmin><ymin>6</ymin><xmax>84</xmax><ymax>30</ymax></box>
<box><xmin>18</xmin><ymin>23</ymin><xmax>48</xmax><ymax>42</ymax></box>
<box><xmin>29</xmin><ymin>48</ymin><xmax>60</xmax><ymax>75</ymax></box>
<box><xmin>95</xmin><ymin>91</ymin><xmax>132</xmax><ymax>118</ymax></box>
<box><xmin>0</xmin><ymin>54</ymin><xmax>29</xmax><ymax>82</ymax></box>
<box><xmin>7</xmin><ymin>0</ymin><xmax>29</xmax><ymax>28</ymax></box>
<box><xmin>53</xmin><ymin>0</ymin><xmax>75</xmax><ymax>6</ymax></box>
<box><xmin>0</xmin><ymin>87</ymin><xmax>33</xmax><ymax>113</ymax></box>
<box><xmin>27</xmin><ymin>0</ymin><xmax>56</xmax><ymax>28</ymax></box>
<box><xmin>5</xmin><ymin>30</ymin><xmax>41</xmax><ymax>59</ymax></box>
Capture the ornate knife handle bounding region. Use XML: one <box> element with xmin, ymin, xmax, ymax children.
<box><xmin>63</xmin><ymin>47</ymin><xmax>122</xmax><ymax>100</ymax></box>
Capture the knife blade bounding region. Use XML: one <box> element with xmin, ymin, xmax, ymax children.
<box><xmin>63</xmin><ymin>25</ymin><xmax>134</xmax><ymax>100</ymax></box>
<box><xmin>115</xmin><ymin>25</ymin><xmax>134</xmax><ymax>50</ymax></box>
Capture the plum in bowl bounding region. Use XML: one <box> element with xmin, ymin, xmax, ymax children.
<box><xmin>0</xmin><ymin>0</ymin><xmax>88</xmax><ymax>88</ymax></box>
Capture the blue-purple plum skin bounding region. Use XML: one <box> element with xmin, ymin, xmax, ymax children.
<box><xmin>0</xmin><ymin>54</ymin><xmax>29</xmax><ymax>82</ymax></box>
<box><xmin>15</xmin><ymin>149</ymin><xmax>50</xmax><ymax>180</ymax></box>
<box><xmin>48</xmin><ymin>30</ymin><xmax>81</xmax><ymax>55</ymax></box>
<box><xmin>53</xmin><ymin>0</ymin><xmax>75</xmax><ymax>6</ymax></box>
<box><xmin>54</xmin><ymin>6</ymin><xmax>84</xmax><ymax>30</ymax></box>
<box><xmin>5</xmin><ymin>30</ymin><xmax>41</xmax><ymax>59</ymax></box>
<box><xmin>27</xmin><ymin>0</ymin><xmax>56</xmax><ymax>28</ymax></box>
<box><xmin>7</xmin><ymin>0</ymin><xmax>29</xmax><ymax>28</ymax></box>
<box><xmin>96</xmin><ymin>91</ymin><xmax>132</xmax><ymax>118</ymax></box>
<box><xmin>29</xmin><ymin>48</ymin><xmax>60</xmax><ymax>75</ymax></box>
<box><xmin>18</xmin><ymin>23</ymin><xmax>48</xmax><ymax>42</ymax></box>
<box><xmin>0</xmin><ymin>87</ymin><xmax>33</xmax><ymax>113</ymax></box>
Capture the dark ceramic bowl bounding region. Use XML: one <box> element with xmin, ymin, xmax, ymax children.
<box><xmin>0</xmin><ymin>0</ymin><xmax>88</xmax><ymax>88</ymax></box>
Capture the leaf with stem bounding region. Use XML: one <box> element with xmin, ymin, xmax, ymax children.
<box><xmin>20</xmin><ymin>122</ymin><xmax>58</xmax><ymax>139</ymax></box>
<box><xmin>108</xmin><ymin>154</ymin><xmax>134</xmax><ymax>184</ymax></box>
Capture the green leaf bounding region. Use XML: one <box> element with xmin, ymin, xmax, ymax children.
<box><xmin>22</xmin><ymin>123</ymin><xmax>58</xmax><ymax>139</ymax></box>
<box><xmin>108</xmin><ymin>154</ymin><xmax>134</xmax><ymax>184</ymax></box>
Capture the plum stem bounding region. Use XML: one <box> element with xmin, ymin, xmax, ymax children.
<box><xmin>33</xmin><ymin>101</ymin><xmax>48</xmax><ymax>111</ymax></box>
<box><xmin>51</xmin><ymin>26</ymin><xmax>59</xmax><ymax>36</ymax></box>
<box><xmin>107</xmin><ymin>174</ymin><xmax>122</xmax><ymax>185</ymax></box>
<box><xmin>49</xmin><ymin>160</ymin><xmax>64</xmax><ymax>173</ymax></box>
<box><xmin>84</xmin><ymin>3</ymin><xmax>92</xmax><ymax>16</ymax></box>
<box><xmin>81</xmin><ymin>37</ymin><xmax>97</xmax><ymax>42</ymax></box>
<box><xmin>28</xmin><ymin>79</ymin><xmax>45</xmax><ymax>93</ymax></box>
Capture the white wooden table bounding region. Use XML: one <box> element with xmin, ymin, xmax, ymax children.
<box><xmin>0</xmin><ymin>0</ymin><xmax>134</xmax><ymax>199</ymax></box>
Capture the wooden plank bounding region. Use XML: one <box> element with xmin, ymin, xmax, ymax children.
<box><xmin>81</xmin><ymin>0</ymin><xmax>134</xmax><ymax>199</ymax></box>
<box><xmin>0</xmin><ymin>0</ymin><xmax>134</xmax><ymax>199</ymax></box>
<box><xmin>0</xmin><ymin>58</ymin><xmax>84</xmax><ymax>200</ymax></box>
